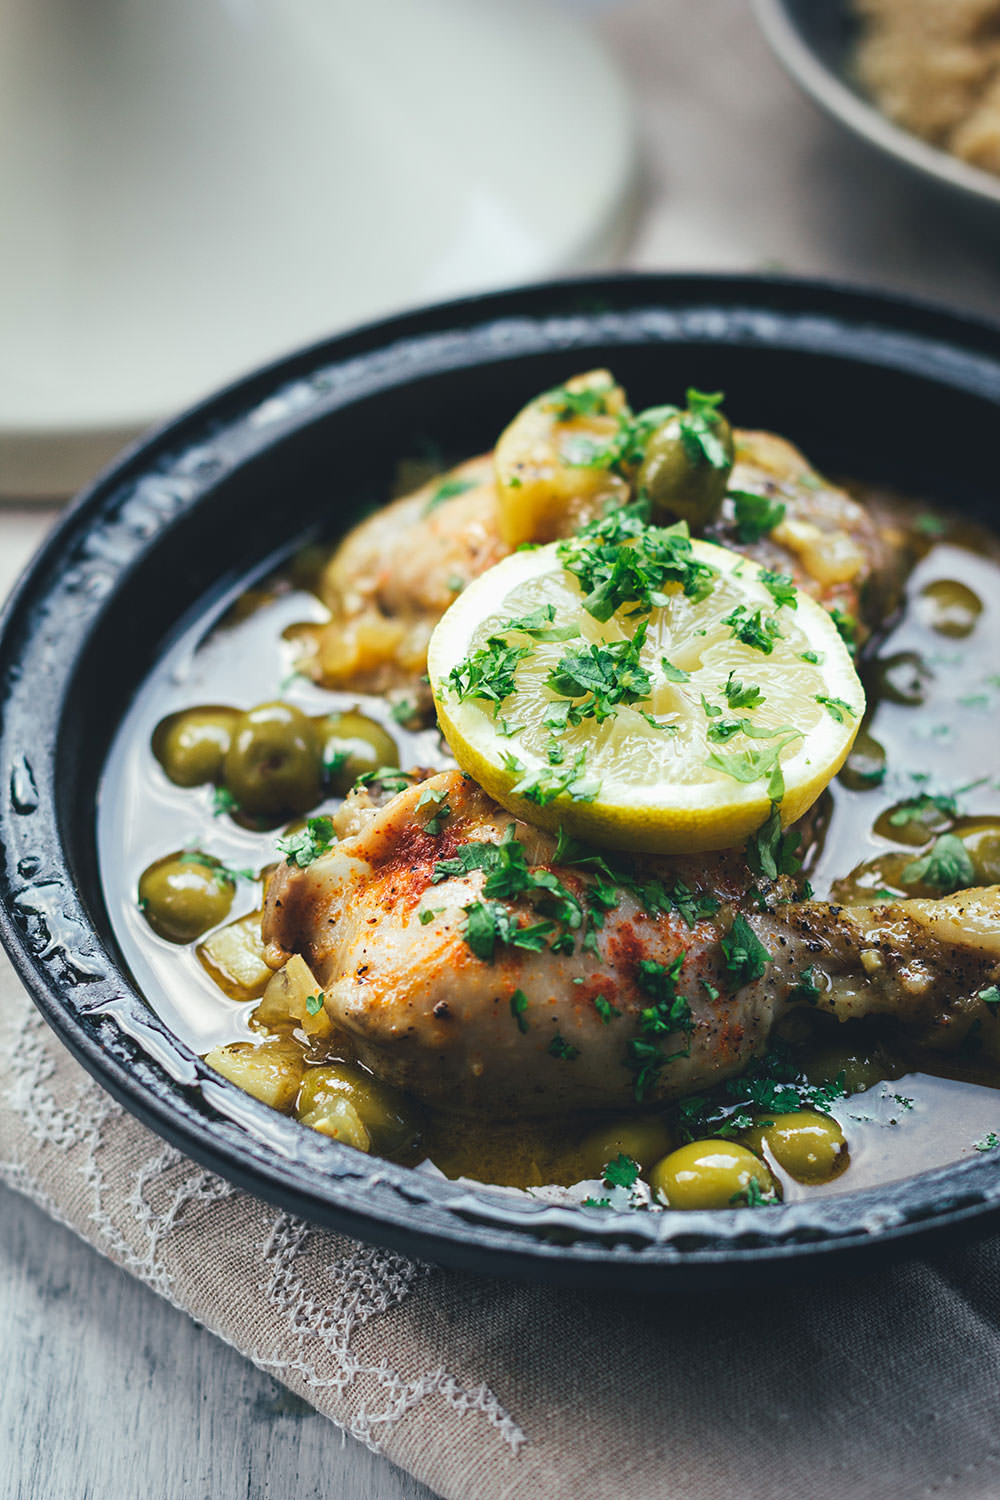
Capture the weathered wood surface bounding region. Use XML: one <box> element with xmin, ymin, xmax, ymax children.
<box><xmin>0</xmin><ymin>1186</ymin><xmax>437</xmax><ymax>1500</ymax></box>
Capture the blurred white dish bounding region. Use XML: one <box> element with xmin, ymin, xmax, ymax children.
<box><xmin>0</xmin><ymin>0</ymin><xmax>635</xmax><ymax>497</ymax></box>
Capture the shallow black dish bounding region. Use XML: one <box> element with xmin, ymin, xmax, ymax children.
<box><xmin>4</xmin><ymin>273</ymin><xmax>1000</xmax><ymax>1289</ymax></box>
<box><xmin>754</xmin><ymin>0</ymin><xmax>1000</xmax><ymax>217</ymax></box>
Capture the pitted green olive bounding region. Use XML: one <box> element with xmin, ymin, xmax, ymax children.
<box><xmin>649</xmin><ymin>1140</ymin><xmax>778</xmax><ymax>1210</ymax></box>
<box><xmin>956</xmin><ymin>822</ymin><xmax>1000</xmax><ymax>885</ymax></box>
<box><xmin>875</xmin><ymin>651</ymin><xmax>929</xmax><ymax>707</ymax></box>
<box><xmin>222</xmin><ymin>701</ymin><xmax>322</xmax><ymax>816</ymax></box>
<box><xmin>838</xmin><ymin>729</ymin><xmax>887</xmax><ymax>792</ymax></box>
<box><xmin>637</xmin><ymin>408</ymin><xmax>734</xmax><ymax>529</ymax></box>
<box><xmin>319</xmin><ymin>711</ymin><xmax>399</xmax><ymax>796</ymax></box>
<box><xmin>917</xmin><ymin>578</ymin><xmax>982</xmax><ymax>638</ymax></box>
<box><xmin>152</xmin><ymin>706</ymin><xmax>240</xmax><ymax>787</ymax></box>
<box><xmin>743</xmin><ymin>1110</ymin><xmax>848</xmax><ymax>1184</ymax></box>
<box><xmin>296</xmin><ymin>1062</ymin><xmax>419</xmax><ymax>1158</ymax></box>
<box><xmin>579</xmin><ymin>1115</ymin><xmax>675</xmax><ymax>1178</ymax></box>
<box><xmin>139</xmin><ymin>852</ymin><xmax>235</xmax><ymax>943</ymax></box>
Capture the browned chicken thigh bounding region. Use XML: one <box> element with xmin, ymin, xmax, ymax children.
<box><xmin>264</xmin><ymin>772</ymin><xmax>1000</xmax><ymax>1117</ymax></box>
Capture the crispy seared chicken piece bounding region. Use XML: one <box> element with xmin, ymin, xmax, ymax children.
<box><xmin>306</xmin><ymin>425</ymin><xmax>908</xmax><ymax>694</ymax></box>
<box><xmin>264</xmin><ymin>771</ymin><xmax>1000</xmax><ymax>1116</ymax></box>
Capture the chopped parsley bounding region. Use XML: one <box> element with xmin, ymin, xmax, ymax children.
<box><xmin>501</xmin><ymin>603</ymin><xmax>580</xmax><ymax>643</ymax></box>
<box><xmin>211</xmin><ymin>785</ymin><xmax>240</xmax><ymax>817</ymax></box>
<box><xmin>979</xmin><ymin>985</ymin><xmax>1000</xmax><ymax>1016</ymax></box>
<box><xmin>759</xmin><ymin>570</ymin><xmax>797</xmax><ymax>609</ymax></box>
<box><xmin>423</xmin><ymin>475</ymin><xmax>477</xmax><ymax>515</ymax></box>
<box><xmin>352</xmin><ymin>767</ymin><xmax>413</xmax><ymax>796</ymax></box>
<box><xmin>389</xmin><ymin>699</ymin><xmax>417</xmax><ymax>725</ymax></box>
<box><xmin>723</xmin><ymin>672</ymin><xmax>763</xmax><ymax>709</ymax></box>
<box><xmin>975</xmin><ymin>1132</ymin><xmax>1000</xmax><ymax>1152</ymax></box>
<box><xmin>730</xmin><ymin>490</ymin><xmax>786</xmax><ymax>543</ymax></box>
<box><xmin>548</xmin><ymin>1034</ymin><xmax>580</xmax><ymax>1061</ymax></box>
<box><xmin>816</xmin><ymin>695</ymin><xmax>857</xmax><ymax>724</ymax></box>
<box><xmin>547</xmin><ymin>379</ymin><xmax>615</xmax><ymax>420</ymax></box>
<box><xmin>594</xmin><ymin>994</ymin><xmax>622</xmax><ymax>1023</ymax></box>
<box><xmin>901</xmin><ymin>834</ymin><xmax>974</xmax><ymax>893</ymax></box>
<box><xmin>721</xmin><ymin>604</ymin><xmax>783</xmax><ymax>654</ymax></box>
<box><xmin>661</xmin><ymin>657</ymin><xmax>691</xmax><ymax>683</ymax></box>
<box><xmin>677</xmin><ymin>388</ymin><xmax>732</xmax><ymax>471</ymax></box>
<box><xmin>603</xmin><ymin>1153</ymin><xmax>640</xmax><ymax>1189</ymax></box>
<box><xmin>418</xmin><ymin>908</ymin><xmax>439</xmax><ymax>925</ymax></box>
<box><xmin>828</xmin><ymin>606</ymin><xmax>858</xmax><ymax>655</ymax></box>
<box><xmin>675</xmin><ymin>1041</ymin><xmax>848</xmax><ymax>1142</ymax></box>
<box><xmin>556</xmin><ymin>512</ymin><xmax>717</xmax><ymax>623</ymax></box>
<box><xmin>277</xmin><ymin>816</ymin><xmax>336</xmax><ymax>868</ymax></box>
<box><xmin>800</xmin><ymin>649</ymin><xmax>823</xmax><ymax>665</ymax></box>
<box><xmin>304</xmin><ymin>991</ymin><xmax>325</xmax><ymax>1017</ymax></box>
<box><xmin>706</xmin><ymin>736</ymin><xmax>800</xmax><ymax>800</ymax></box>
<box><xmin>447</xmin><ymin>636</ymin><xmax>532</xmax><ymax>710</ymax></box>
<box><xmin>730</xmin><ymin>1176</ymin><xmax>779</xmax><ymax>1208</ymax></box>
<box><xmin>789</xmin><ymin>965</ymin><xmax>820</xmax><ymax>1005</ymax></box>
<box><xmin>502</xmin><ymin>749</ymin><xmax>601</xmax><ymax>807</ymax></box>
<box><xmin>547</xmin><ymin>622</ymin><xmax>653</xmax><ymax>724</ymax></box>
<box><xmin>415</xmin><ymin>784</ymin><xmax>450</xmax><ymax>835</ymax></box>
<box><xmin>721</xmin><ymin>915</ymin><xmax>771</xmax><ymax>985</ymax></box>
<box><xmin>175</xmin><ymin>850</ymin><xmax>256</xmax><ymax>886</ymax></box>
<box><xmin>510</xmin><ymin>989</ymin><xmax>529</xmax><ymax>1033</ymax></box>
<box><xmin>745</xmin><ymin>802</ymin><xmax>803</xmax><ymax>881</ymax></box>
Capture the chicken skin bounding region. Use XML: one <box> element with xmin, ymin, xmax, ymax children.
<box><xmin>264</xmin><ymin>771</ymin><xmax>1000</xmax><ymax>1117</ymax></box>
<box><xmin>306</xmin><ymin>419</ymin><xmax>907</xmax><ymax>694</ymax></box>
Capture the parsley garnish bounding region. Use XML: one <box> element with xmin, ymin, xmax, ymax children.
<box><xmin>677</xmin><ymin>388</ymin><xmax>731</xmax><ymax>471</ymax></box>
<box><xmin>418</xmin><ymin>908</ymin><xmax>439</xmax><ymax>925</ymax></box>
<box><xmin>415</xmin><ymin>784</ymin><xmax>450</xmax><ymax>835</ymax></box>
<box><xmin>547</xmin><ymin>622</ymin><xmax>653</xmax><ymax>724</ymax></box>
<box><xmin>816</xmin><ymin>695</ymin><xmax>857</xmax><ymax>724</ymax></box>
<box><xmin>353</xmin><ymin>767</ymin><xmax>412</xmax><ymax>795</ymax></box>
<box><xmin>789</xmin><ymin>965</ymin><xmax>820</xmax><ymax>1004</ymax></box>
<box><xmin>980</xmin><ymin>985</ymin><xmax>1000</xmax><ymax>1016</ymax></box>
<box><xmin>175</xmin><ymin>850</ymin><xmax>255</xmax><ymax>886</ymax></box>
<box><xmin>706</xmin><ymin>736</ymin><xmax>800</xmax><ymax>800</ymax></box>
<box><xmin>721</xmin><ymin>915</ymin><xmax>771</xmax><ymax>985</ymax></box>
<box><xmin>501</xmin><ymin>603</ymin><xmax>580</xmax><ymax>643</ymax></box>
<box><xmin>800</xmin><ymin>649</ymin><xmax>823</xmax><ymax>665</ymax></box>
<box><xmin>594</xmin><ymin>994</ymin><xmax>622</xmax><ymax>1023</ymax></box>
<box><xmin>828</xmin><ymin>606</ymin><xmax>858</xmax><ymax>655</ymax></box>
<box><xmin>721</xmin><ymin>605</ymin><xmax>783</xmax><ymax>653</ymax></box>
<box><xmin>502</xmin><ymin>749</ymin><xmax>601</xmax><ymax>807</ymax></box>
<box><xmin>510</xmin><ymin>989</ymin><xmax>529</xmax><ymax>1033</ymax></box>
<box><xmin>975</xmin><ymin>1132</ymin><xmax>1000</xmax><ymax>1152</ymax></box>
<box><xmin>211</xmin><ymin>785</ymin><xmax>239</xmax><ymax>817</ymax></box>
<box><xmin>603</xmin><ymin>1153</ymin><xmax>640</xmax><ymax>1189</ymax></box>
<box><xmin>730</xmin><ymin>1176</ymin><xmax>778</xmax><ymax>1208</ymax></box>
<box><xmin>902</xmin><ymin>834</ymin><xmax>974</xmax><ymax>893</ymax></box>
<box><xmin>548</xmin><ymin>1034</ymin><xmax>580</xmax><ymax>1061</ymax></box>
<box><xmin>277</xmin><ymin>816</ymin><xmax>336</xmax><ymax>868</ymax></box>
<box><xmin>745</xmin><ymin>802</ymin><xmax>802</xmax><ymax>881</ymax></box>
<box><xmin>723</xmin><ymin>672</ymin><xmax>763</xmax><ymax>709</ymax></box>
<box><xmin>760</xmin><ymin>570</ymin><xmax>797</xmax><ymax>609</ymax></box>
<box><xmin>423</xmin><ymin>475</ymin><xmax>477</xmax><ymax>515</ymax></box>
<box><xmin>447</xmin><ymin>636</ymin><xmax>532</xmax><ymax>710</ymax></box>
<box><xmin>547</xmin><ymin>380</ymin><xmax>615</xmax><ymax>420</ymax></box>
<box><xmin>730</xmin><ymin>490</ymin><xmax>786</xmax><ymax>543</ymax></box>
<box><xmin>305</xmin><ymin>992</ymin><xmax>325</xmax><ymax>1016</ymax></box>
<box><xmin>556</xmin><ymin>513</ymin><xmax>717</xmax><ymax>623</ymax></box>
<box><xmin>660</xmin><ymin>657</ymin><xmax>691</xmax><ymax>683</ymax></box>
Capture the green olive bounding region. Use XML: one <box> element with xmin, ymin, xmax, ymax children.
<box><xmin>138</xmin><ymin>851</ymin><xmax>235</xmax><ymax>944</ymax></box>
<box><xmin>637</xmin><ymin>409</ymin><xmax>734</xmax><ymax>529</ymax></box>
<box><xmin>956</xmin><ymin>821</ymin><xmax>1000</xmax><ymax>885</ymax></box>
<box><xmin>918</xmin><ymin>578</ymin><xmax>982</xmax><ymax>638</ymax></box>
<box><xmin>802</xmin><ymin>1042</ymin><xmax>901</xmax><ymax>1095</ymax></box>
<box><xmin>649</xmin><ymin>1140</ymin><xmax>778</xmax><ymax>1210</ymax></box>
<box><xmin>875</xmin><ymin>651</ymin><xmax>929</xmax><ymax>707</ymax></box>
<box><xmin>838</xmin><ymin>729</ymin><xmax>887</xmax><ymax>792</ymax></box>
<box><xmin>152</xmin><ymin>705</ymin><xmax>240</xmax><ymax>787</ymax></box>
<box><xmin>578</xmin><ymin>1115</ymin><xmax>675</xmax><ymax>1178</ymax></box>
<box><xmin>744</xmin><ymin>1110</ymin><xmax>848</xmax><ymax>1184</ymax></box>
<box><xmin>296</xmin><ymin>1062</ymin><xmax>419</xmax><ymax>1158</ymax></box>
<box><xmin>222</xmin><ymin>701</ymin><xmax>322</xmax><ymax>816</ymax></box>
<box><xmin>318</xmin><ymin>711</ymin><xmax>399</xmax><ymax>796</ymax></box>
<box><xmin>874</xmin><ymin>798</ymin><xmax>952</xmax><ymax>847</ymax></box>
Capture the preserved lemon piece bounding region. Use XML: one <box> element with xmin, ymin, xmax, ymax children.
<box><xmin>254</xmin><ymin>953</ymin><xmax>332</xmax><ymax>1039</ymax></box>
<box><xmin>494</xmin><ymin>370</ymin><xmax>630</xmax><ymax>546</ymax></box>
<box><xmin>198</xmin><ymin>910</ymin><xmax>273</xmax><ymax>1000</ymax></box>
<box><xmin>204</xmin><ymin>1036</ymin><xmax>303</xmax><ymax>1110</ymax></box>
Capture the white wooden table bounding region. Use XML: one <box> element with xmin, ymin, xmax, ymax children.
<box><xmin>5</xmin><ymin>1</ymin><xmax>1000</xmax><ymax>1495</ymax></box>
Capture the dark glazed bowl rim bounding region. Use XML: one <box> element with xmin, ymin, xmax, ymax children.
<box><xmin>753</xmin><ymin>0</ymin><xmax>1000</xmax><ymax>212</ymax></box>
<box><xmin>5</xmin><ymin>271</ymin><xmax>1000</xmax><ymax>1290</ymax></box>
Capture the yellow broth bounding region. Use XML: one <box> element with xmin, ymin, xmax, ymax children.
<box><xmin>97</xmin><ymin>489</ymin><xmax>1000</xmax><ymax>1209</ymax></box>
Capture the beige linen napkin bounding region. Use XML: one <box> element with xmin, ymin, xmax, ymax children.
<box><xmin>5</xmin><ymin>958</ymin><xmax>1000</xmax><ymax>1500</ymax></box>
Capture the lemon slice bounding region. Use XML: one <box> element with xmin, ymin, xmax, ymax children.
<box><xmin>427</xmin><ymin>519</ymin><xmax>864</xmax><ymax>854</ymax></box>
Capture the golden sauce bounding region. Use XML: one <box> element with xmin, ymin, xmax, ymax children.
<box><xmin>97</xmin><ymin>489</ymin><xmax>1000</xmax><ymax>1209</ymax></box>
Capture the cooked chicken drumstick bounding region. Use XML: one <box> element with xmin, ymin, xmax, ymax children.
<box><xmin>264</xmin><ymin>772</ymin><xmax>1000</xmax><ymax>1116</ymax></box>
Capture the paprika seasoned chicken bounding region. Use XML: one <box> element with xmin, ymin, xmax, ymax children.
<box><xmin>264</xmin><ymin>770</ymin><xmax>1000</xmax><ymax>1117</ymax></box>
<box><xmin>307</xmin><ymin>373</ymin><xmax>907</xmax><ymax>693</ymax></box>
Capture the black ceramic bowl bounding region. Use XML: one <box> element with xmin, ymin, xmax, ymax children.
<box><xmin>4</xmin><ymin>273</ymin><xmax>1000</xmax><ymax>1290</ymax></box>
<box><xmin>754</xmin><ymin>0</ymin><xmax>1000</xmax><ymax>216</ymax></box>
